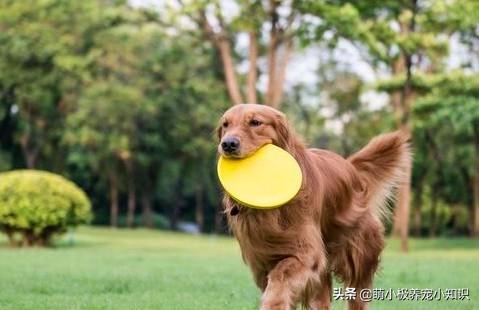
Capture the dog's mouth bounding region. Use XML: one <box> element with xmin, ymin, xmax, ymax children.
<box><xmin>219</xmin><ymin>151</ymin><xmax>243</xmax><ymax>159</ymax></box>
<box><xmin>218</xmin><ymin>148</ymin><xmax>253</xmax><ymax>159</ymax></box>
<box><xmin>218</xmin><ymin>144</ymin><xmax>269</xmax><ymax>159</ymax></box>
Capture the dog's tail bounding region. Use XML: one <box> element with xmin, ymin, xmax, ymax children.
<box><xmin>347</xmin><ymin>130</ymin><xmax>412</xmax><ymax>220</ymax></box>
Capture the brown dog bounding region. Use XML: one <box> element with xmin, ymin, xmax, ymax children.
<box><xmin>217</xmin><ymin>104</ymin><xmax>411</xmax><ymax>310</ymax></box>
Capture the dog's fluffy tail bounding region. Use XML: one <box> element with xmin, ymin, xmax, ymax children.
<box><xmin>348</xmin><ymin>130</ymin><xmax>412</xmax><ymax>220</ymax></box>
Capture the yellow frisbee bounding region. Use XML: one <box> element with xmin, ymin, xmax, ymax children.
<box><xmin>217</xmin><ymin>144</ymin><xmax>302</xmax><ymax>209</ymax></box>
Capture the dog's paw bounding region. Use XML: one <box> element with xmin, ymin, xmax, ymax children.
<box><xmin>260</xmin><ymin>297</ymin><xmax>291</xmax><ymax>310</ymax></box>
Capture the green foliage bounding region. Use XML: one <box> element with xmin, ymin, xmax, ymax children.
<box><xmin>0</xmin><ymin>0</ymin><xmax>119</xmax><ymax>168</ymax></box>
<box><xmin>299</xmin><ymin>0</ymin><xmax>449</xmax><ymax>61</ymax></box>
<box><xmin>0</xmin><ymin>170</ymin><xmax>91</xmax><ymax>246</ymax></box>
<box><xmin>0</xmin><ymin>0</ymin><xmax>231</xmax><ymax>231</ymax></box>
<box><xmin>414</xmin><ymin>72</ymin><xmax>479</xmax><ymax>134</ymax></box>
<box><xmin>411</xmin><ymin>72</ymin><xmax>479</xmax><ymax>234</ymax></box>
<box><xmin>300</xmin><ymin>0</ymin><xmax>479</xmax><ymax>236</ymax></box>
<box><xmin>376</xmin><ymin>73</ymin><xmax>439</xmax><ymax>94</ymax></box>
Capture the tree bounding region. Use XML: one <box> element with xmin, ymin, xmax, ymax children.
<box><xmin>65</xmin><ymin>13</ymin><xmax>161</xmax><ymax>227</ymax></box>
<box><xmin>414</xmin><ymin>73</ymin><xmax>479</xmax><ymax>236</ymax></box>
<box><xmin>298</xmin><ymin>0</ymin><xmax>478</xmax><ymax>250</ymax></box>
<box><xmin>149</xmin><ymin>45</ymin><xmax>229</xmax><ymax>230</ymax></box>
<box><xmin>170</xmin><ymin>0</ymin><xmax>307</xmax><ymax>108</ymax></box>
<box><xmin>0</xmin><ymin>1</ymin><xmax>87</xmax><ymax>169</ymax></box>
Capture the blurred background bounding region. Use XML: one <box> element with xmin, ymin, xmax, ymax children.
<box><xmin>0</xmin><ymin>0</ymin><xmax>478</xmax><ymax>243</ymax></box>
<box><xmin>1</xmin><ymin>1</ymin><xmax>479</xmax><ymax>309</ymax></box>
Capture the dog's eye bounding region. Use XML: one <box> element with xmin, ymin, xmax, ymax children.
<box><xmin>249</xmin><ymin>119</ymin><xmax>262</xmax><ymax>127</ymax></box>
<box><xmin>222</xmin><ymin>121</ymin><xmax>228</xmax><ymax>128</ymax></box>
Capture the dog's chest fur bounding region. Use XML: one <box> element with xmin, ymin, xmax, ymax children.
<box><xmin>224</xmin><ymin>195</ymin><xmax>317</xmax><ymax>266</ymax></box>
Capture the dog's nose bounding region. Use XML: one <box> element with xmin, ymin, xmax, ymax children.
<box><xmin>221</xmin><ymin>137</ymin><xmax>240</xmax><ymax>154</ymax></box>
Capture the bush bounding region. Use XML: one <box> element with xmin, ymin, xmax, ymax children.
<box><xmin>0</xmin><ymin>170</ymin><xmax>92</xmax><ymax>246</ymax></box>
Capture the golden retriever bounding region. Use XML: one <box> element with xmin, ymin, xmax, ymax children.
<box><xmin>217</xmin><ymin>104</ymin><xmax>411</xmax><ymax>310</ymax></box>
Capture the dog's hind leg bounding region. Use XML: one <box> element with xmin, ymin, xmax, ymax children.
<box><xmin>346</xmin><ymin>272</ymin><xmax>375</xmax><ymax>310</ymax></box>
<box><xmin>346</xmin><ymin>221</ymin><xmax>384</xmax><ymax>310</ymax></box>
<box><xmin>306</xmin><ymin>273</ymin><xmax>332</xmax><ymax>310</ymax></box>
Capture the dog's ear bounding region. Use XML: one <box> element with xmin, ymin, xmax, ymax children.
<box><xmin>216</xmin><ymin>122</ymin><xmax>223</xmax><ymax>141</ymax></box>
<box><xmin>274</xmin><ymin>113</ymin><xmax>293</xmax><ymax>150</ymax></box>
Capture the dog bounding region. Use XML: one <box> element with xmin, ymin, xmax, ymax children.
<box><xmin>217</xmin><ymin>104</ymin><xmax>411</xmax><ymax>310</ymax></box>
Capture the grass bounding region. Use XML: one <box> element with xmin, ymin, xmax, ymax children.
<box><xmin>0</xmin><ymin>227</ymin><xmax>478</xmax><ymax>309</ymax></box>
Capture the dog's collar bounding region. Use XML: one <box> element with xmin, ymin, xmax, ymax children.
<box><xmin>230</xmin><ymin>205</ymin><xmax>240</xmax><ymax>216</ymax></box>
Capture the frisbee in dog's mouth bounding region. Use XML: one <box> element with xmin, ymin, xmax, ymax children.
<box><xmin>217</xmin><ymin>144</ymin><xmax>302</xmax><ymax>209</ymax></box>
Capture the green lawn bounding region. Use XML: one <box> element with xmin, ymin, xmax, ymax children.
<box><xmin>0</xmin><ymin>227</ymin><xmax>478</xmax><ymax>309</ymax></box>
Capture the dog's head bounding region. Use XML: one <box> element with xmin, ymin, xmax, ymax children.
<box><xmin>217</xmin><ymin>104</ymin><xmax>292</xmax><ymax>158</ymax></box>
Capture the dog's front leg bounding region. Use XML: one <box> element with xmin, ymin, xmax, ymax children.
<box><xmin>260</xmin><ymin>256</ymin><xmax>314</xmax><ymax>310</ymax></box>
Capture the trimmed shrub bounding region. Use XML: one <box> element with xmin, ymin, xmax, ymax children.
<box><xmin>0</xmin><ymin>170</ymin><xmax>92</xmax><ymax>246</ymax></box>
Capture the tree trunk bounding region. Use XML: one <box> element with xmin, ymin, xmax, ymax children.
<box><xmin>22</xmin><ymin>230</ymin><xmax>35</xmax><ymax>247</ymax></box>
<box><xmin>124</xmin><ymin>159</ymin><xmax>136</xmax><ymax>228</ymax></box>
<box><xmin>216</xmin><ymin>38</ymin><xmax>244</xmax><ymax>105</ymax></box>
<box><xmin>413</xmin><ymin>182</ymin><xmax>423</xmax><ymax>237</ymax></box>
<box><xmin>271</xmin><ymin>39</ymin><xmax>293</xmax><ymax>108</ymax></box>
<box><xmin>452</xmin><ymin>204</ymin><xmax>461</xmax><ymax>235</ymax></box>
<box><xmin>109</xmin><ymin>172</ymin><xmax>119</xmax><ymax>227</ymax></box>
<box><xmin>413</xmin><ymin>206</ymin><xmax>421</xmax><ymax>237</ymax></box>
<box><xmin>195</xmin><ymin>185</ymin><xmax>204</xmax><ymax>233</ymax></box>
<box><xmin>390</xmin><ymin>55</ymin><xmax>406</xmax><ymax>238</ymax></box>
<box><xmin>169</xmin><ymin>170</ymin><xmax>185</xmax><ymax>231</ymax></box>
<box><xmin>391</xmin><ymin>116</ymin><xmax>412</xmax><ymax>252</ymax></box>
<box><xmin>126</xmin><ymin>179</ymin><xmax>136</xmax><ymax>228</ymax></box>
<box><xmin>395</xmin><ymin>161</ymin><xmax>411</xmax><ymax>251</ymax></box>
<box><xmin>141</xmin><ymin>190</ymin><xmax>154</xmax><ymax>229</ymax></box>
<box><xmin>391</xmin><ymin>88</ymin><xmax>414</xmax><ymax>252</ymax></box>
<box><xmin>19</xmin><ymin>135</ymin><xmax>38</xmax><ymax>169</ymax></box>
<box><xmin>391</xmin><ymin>2</ymin><xmax>417</xmax><ymax>251</ymax></box>
<box><xmin>193</xmin><ymin>3</ymin><xmax>294</xmax><ymax>108</ymax></box>
<box><xmin>266</xmin><ymin>0</ymin><xmax>279</xmax><ymax>106</ymax></box>
<box><xmin>169</xmin><ymin>203</ymin><xmax>180</xmax><ymax>231</ymax></box>
<box><xmin>25</xmin><ymin>151</ymin><xmax>37</xmax><ymax>168</ymax></box>
<box><xmin>5</xmin><ymin>226</ymin><xmax>17</xmax><ymax>247</ymax></box>
<box><xmin>247</xmin><ymin>31</ymin><xmax>258</xmax><ymax>104</ymax></box>
<box><xmin>429</xmin><ymin>185</ymin><xmax>438</xmax><ymax>238</ymax></box>
<box><xmin>214</xmin><ymin>202</ymin><xmax>224</xmax><ymax>234</ymax></box>
<box><xmin>198</xmin><ymin>10</ymin><xmax>244</xmax><ymax>105</ymax></box>
<box><xmin>473</xmin><ymin>122</ymin><xmax>479</xmax><ymax>237</ymax></box>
